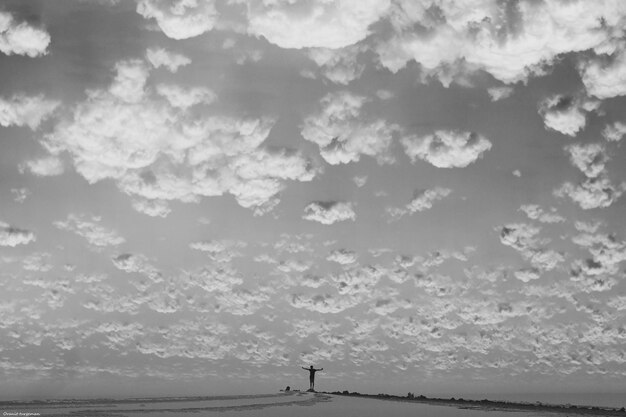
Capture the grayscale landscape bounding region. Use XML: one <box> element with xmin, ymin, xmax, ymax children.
<box><xmin>0</xmin><ymin>1</ymin><xmax>625</xmax><ymax>415</ymax></box>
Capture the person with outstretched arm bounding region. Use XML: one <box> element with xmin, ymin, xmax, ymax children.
<box><xmin>302</xmin><ymin>365</ymin><xmax>323</xmax><ymax>391</ymax></box>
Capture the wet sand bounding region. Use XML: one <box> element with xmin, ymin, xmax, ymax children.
<box><xmin>326</xmin><ymin>391</ymin><xmax>626</xmax><ymax>416</ymax></box>
<box><xmin>1</xmin><ymin>391</ymin><xmax>624</xmax><ymax>417</ymax></box>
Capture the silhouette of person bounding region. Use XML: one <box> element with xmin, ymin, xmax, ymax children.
<box><xmin>302</xmin><ymin>365</ymin><xmax>323</xmax><ymax>391</ymax></box>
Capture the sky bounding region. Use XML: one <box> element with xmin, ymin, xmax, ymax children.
<box><xmin>1</xmin><ymin>0</ymin><xmax>626</xmax><ymax>401</ymax></box>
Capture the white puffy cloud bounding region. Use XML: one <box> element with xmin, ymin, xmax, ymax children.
<box><xmin>514</xmin><ymin>268</ymin><xmax>540</xmax><ymax>283</ymax></box>
<box><xmin>301</xmin><ymin>91</ymin><xmax>397</xmax><ymax>165</ymax></box>
<box><xmin>20</xmin><ymin>156</ymin><xmax>64</xmax><ymax>177</ymax></box>
<box><xmin>43</xmin><ymin>58</ymin><xmax>317</xmax><ymax>216</ymax></box>
<box><xmin>215</xmin><ymin>288</ymin><xmax>270</xmax><ymax>315</ymax></box>
<box><xmin>500</xmin><ymin>223</ymin><xmax>543</xmax><ymax>252</ymax></box>
<box><xmin>538</xmin><ymin>95</ymin><xmax>600</xmax><ymax>137</ymax></box>
<box><xmin>131</xmin><ymin>198</ymin><xmax>171</xmax><ymax>217</ymax></box>
<box><xmin>500</xmin><ymin>223</ymin><xmax>564</xmax><ymax>273</ymax></box>
<box><xmin>136</xmin><ymin>0</ymin><xmax>218</xmax><ymax>40</ymax></box>
<box><xmin>221</xmin><ymin>38</ymin><xmax>264</xmax><ymax>65</ymax></box>
<box><xmin>519</xmin><ymin>204</ymin><xmax>565</xmax><ymax>224</ymax></box>
<box><xmin>108</xmin><ymin>59</ymin><xmax>150</xmax><ymax>103</ymax></box>
<box><xmin>0</xmin><ymin>222</ymin><xmax>36</xmax><ymax>247</ymax></box>
<box><xmin>289</xmin><ymin>293</ymin><xmax>356</xmax><ymax>314</ymax></box>
<box><xmin>575</xmin><ymin>220</ymin><xmax>603</xmax><ymax>234</ymax></box>
<box><xmin>155</xmin><ymin>84</ymin><xmax>216</xmax><ymax>109</ymax></box>
<box><xmin>487</xmin><ymin>86</ymin><xmax>514</xmax><ymax>101</ymax></box>
<box><xmin>565</xmin><ymin>143</ymin><xmax>608</xmax><ymax>178</ymax></box>
<box><xmin>555</xmin><ymin>141</ymin><xmax>623</xmax><ymax>209</ymax></box>
<box><xmin>401</xmin><ymin>130</ymin><xmax>492</xmax><ymax>168</ymax></box>
<box><xmin>189</xmin><ymin>239</ymin><xmax>246</xmax><ymax>263</ymax></box>
<box><xmin>353</xmin><ymin>175</ymin><xmax>368</xmax><ymax>188</ymax></box>
<box><xmin>146</xmin><ymin>47</ymin><xmax>191</xmax><ymax>72</ymax></box>
<box><xmin>93</xmin><ymin>321</ymin><xmax>145</xmax><ymax>350</ymax></box>
<box><xmin>273</xmin><ymin>233</ymin><xmax>314</xmax><ymax>255</ymax></box>
<box><xmin>571</xmin><ymin>231</ymin><xmax>626</xmax><ymax>276</ymax></box>
<box><xmin>54</xmin><ymin>214</ymin><xmax>125</xmax><ymax>248</ymax></box>
<box><xmin>25</xmin><ymin>277</ymin><xmax>73</xmax><ymax>309</ymax></box>
<box><xmin>378</xmin><ymin>0</ymin><xmax>626</xmax><ymax>85</ymax></box>
<box><xmin>135</xmin><ymin>319</ymin><xmax>232</xmax><ymax>360</ymax></box>
<box><xmin>555</xmin><ymin>176</ymin><xmax>625</xmax><ymax>210</ymax></box>
<box><xmin>538</xmin><ymin>97</ymin><xmax>584</xmax><ymax>137</ymax></box>
<box><xmin>527</xmin><ymin>249</ymin><xmax>565</xmax><ymax>272</ymax></box>
<box><xmin>406</xmin><ymin>187</ymin><xmax>452</xmax><ymax>213</ymax></box>
<box><xmin>242</xmin><ymin>0</ymin><xmax>390</xmax><ymax>49</ymax></box>
<box><xmin>387</xmin><ymin>187</ymin><xmax>452</xmax><ymax>220</ymax></box>
<box><xmin>327</xmin><ymin>249</ymin><xmax>357</xmax><ymax>265</ymax></box>
<box><xmin>297</xmin><ymin>273</ymin><xmax>324</xmax><ymax>288</ymax></box>
<box><xmin>0</xmin><ymin>12</ymin><xmax>50</xmax><ymax>57</ymax></box>
<box><xmin>288</xmin><ymin>266</ymin><xmax>386</xmax><ymax>313</ymax></box>
<box><xmin>579</xmin><ymin>50</ymin><xmax>626</xmax><ymax>99</ymax></box>
<box><xmin>330</xmin><ymin>265</ymin><xmax>383</xmax><ymax>298</ymax></box>
<box><xmin>182</xmin><ymin>265</ymin><xmax>243</xmax><ymax>293</ymax></box>
<box><xmin>289</xmin><ymin>319</ymin><xmax>339</xmax><ymax>339</ymax></box>
<box><xmin>22</xmin><ymin>252</ymin><xmax>53</xmax><ymax>272</ymax></box>
<box><xmin>83</xmin><ymin>284</ymin><xmax>141</xmax><ymax>315</ymax></box>
<box><xmin>0</xmin><ymin>94</ymin><xmax>59</xmax><ymax>129</ymax></box>
<box><xmin>10</xmin><ymin>188</ymin><xmax>30</xmax><ymax>204</ymax></box>
<box><xmin>112</xmin><ymin>253</ymin><xmax>162</xmax><ymax>284</ymax></box>
<box><xmin>307</xmin><ymin>44</ymin><xmax>366</xmax><ymax>85</ymax></box>
<box><xmin>276</xmin><ymin>258</ymin><xmax>311</xmax><ymax>273</ymax></box>
<box><xmin>303</xmin><ymin>201</ymin><xmax>356</xmax><ymax>225</ymax></box>
<box><xmin>602</xmin><ymin>121</ymin><xmax>626</xmax><ymax>142</ymax></box>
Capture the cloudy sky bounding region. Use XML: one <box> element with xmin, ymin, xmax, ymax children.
<box><xmin>1</xmin><ymin>0</ymin><xmax>626</xmax><ymax>400</ymax></box>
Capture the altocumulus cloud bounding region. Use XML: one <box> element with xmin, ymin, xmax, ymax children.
<box><xmin>0</xmin><ymin>94</ymin><xmax>60</xmax><ymax>130</ymax></box>
<box><xmin>602</xmin><ymin>121</ymin><xmax>626</xmax><ymax>142</ymax></box>
<box><xmin>155</xmin><ymin>84</ymin><xmax>216</xmax><ymax>109</ymax></box>
<box><xmin>555</xmin><ymin>141</ymin><xmax>625</xmax><ymax>209</ymax></box>
<box><xmin>499</xmin><ymin>222</ymin><xmax>565</xmax><ymax>280</ymax></box>
<box><xmin>538</xmin><ymin>94</ymin><xmax>599</xmax><ymax>137</ymax></box>
<box><xmin>377</xmin><ymin>1</ymin><xmax>626</xmax><ymax>85</ymax></box>
<box><xmin>386</xmin><ymin>187</ymin><xmax>452</xmax><ymax>220</ymax></box>
<box><xmin>306</xmin><ymin>44</ymin><xmax>367</xmax><ymax>85</ymax></box>
<box><xmin>579</xmin><ymin>49</ymin><xmax>626</xmax><ymax>99</ymax></box>
<box><xmin>519</xmin><ymin>204</ymin><xmax>565</xmax><ymax>224</ymax></box>
<box><xmin>136</xmin><ymin>0</ymin><xmax>218</xmax><ymax>40</ymax></box>
<box><xmin>402</xmin><ymin>130</ymin><xmax>492</xmax><ymax>168</ymax></box>
<box><xmin>327</xmin><ymin>249</ymin><xmax>358</xmax><ymax>265</ymax></box>
<box><xmin>555</xmin><ymin>177</ymin><xmax>625</xmax><ymax>210</ymax></box>
<box><xmin>42</xmin><ymin>58</ymin><xmax>317</xmax><ymax>216</ymax></box>
<box><xmin>301</xmin><ymin>91</ymin><xmax>397</xmax><ymax>165</ymax></box>
<box><xmin>54</xmin><ymin>214</ymin><xmax>126</xmax><ymax>249</ymax></box>
<box><xmin>0</xmin><ymin>11</ymin><xmax>50</xmax><ymax>57</ymax></box>
<box><xmin>20</xmin><ymin>155</ymin><xmax>65</xmax><ymax>177</ymax></box>
<box><xmin>565</xmin><ymin>142</ymin><xmax>608</xmax><ymax>178</ymax></box>
<box><xmin>303</xmin><ymin>201</ymin><xmax>356</xmax><ymax>225</ymax></box>
<box><xmin>146</xmin><ymin>47</ymin><xmax>191</xmax><ymax>72</ymax></box>
<box><xmin>0</xmin><ymin>221</ymin><xmax>36</xmax><ymax>247</ymax></box>
<box><xmin>241</xmin><ymin>0</ymin><xmax>390</xmax><ymax>49</ymax></box>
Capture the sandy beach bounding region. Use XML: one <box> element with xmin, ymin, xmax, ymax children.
<box><xmin>2</xmin><ymin>392</ymin><xmax>624</xmax><ymax>417</ymax></box>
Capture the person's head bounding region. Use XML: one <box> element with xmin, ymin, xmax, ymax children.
<box><xmin>310</xmin><ymin>365</ymin><xmax>313</xmax><ymax>369</ymax></box>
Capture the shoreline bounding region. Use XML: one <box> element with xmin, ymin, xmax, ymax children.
<box><xmin>322</xmin><ymin>391</ymin><xmax>626</xmax><ymax>416</ymax></box>
<box><xmin>1</xmin><ymin>391</ymin><xmax>624</xmax><ymax>416</ymax></box>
